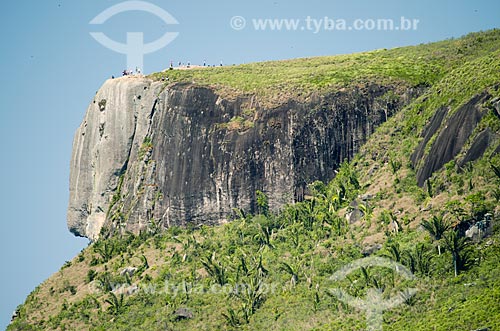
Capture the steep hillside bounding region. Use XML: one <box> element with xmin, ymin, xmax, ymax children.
<box><xmin>8</xmin><ymin>30</ymin><xmax>500</xmax><ymax>331</ymax></box>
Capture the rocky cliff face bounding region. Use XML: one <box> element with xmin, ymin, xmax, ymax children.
<box><xmin>411</xmin><ymin>91</ymin><xmax>500</xmax><ymax>186</ymax></box>
<box><xmin>68</xmin><ymin>77</ymin><xmax>420</xmax><ymax>240</ymax></box>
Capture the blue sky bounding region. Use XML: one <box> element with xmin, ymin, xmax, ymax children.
<box><xmin>0</xmin><ymin>0</ymin><xmax>498</xmax><ymax>329</ymax></box>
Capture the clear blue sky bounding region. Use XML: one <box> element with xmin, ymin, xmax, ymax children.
<box><xmin>0</xmin><ymin>0</ymin><xmax>498</xmax><ymax>329</ymax></box>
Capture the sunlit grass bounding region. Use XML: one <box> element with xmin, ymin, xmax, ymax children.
<box><xmin>149</xmin><ymin>30</ymin><xmax>500</xmax><ymax>105</ymax></box>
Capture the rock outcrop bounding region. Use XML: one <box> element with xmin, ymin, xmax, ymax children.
<box><xmin>68</xmin><ymin>78</ymin><xmax>162</xmax><ymax>239</ymax></box>
<box><xmin>412</xmin><ymin>92</ymin><xmax>496</xmax><ymax>186</ymax></box>
<box><xmin>68</xmin><ymin>77</ymin><xmax>419</xmax><ymax>240</ymax></box>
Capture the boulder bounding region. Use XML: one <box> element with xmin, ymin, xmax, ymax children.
<box><xmin>362</xmin><ymin>243</ymin><xmax>382</xmax><ymax>256</ymax></box>
<box><xmin>174</xmin><ymin>307</ymin><xmax>194</xmax><ymax>320</ymax></box>
<box><xmin>346</xmin><ymin>208</ymin><xmax>364</xmax><ymax>224</ymax></box>
<box><xmin>120</xmin><ymin>267</ymin><xmax>138</xmax><ymax>277</ymax></box>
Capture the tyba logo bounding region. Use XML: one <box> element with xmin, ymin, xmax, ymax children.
<box><xmin>89</xmin><ymin>1</ymin><xmax>179</xmax><ymax>71</ymax></box>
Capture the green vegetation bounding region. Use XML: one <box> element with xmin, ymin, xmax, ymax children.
<box><xmin>150</xmin><ymin>30</ymin><xmax>500</xmax><ymax>105</ymax></box>
<box><xmin>8</xmin><ymin>30</ymin><xmax>500</xmax><ymax>331</ymax></box>
<box><xmin>421</xmin><ymin>215</ymin><xmax>450</xmax><ymax>255</ymax></box>
<box><xmin>9</xmin><ymin>184</ymin><xmax>499</xmax><ymax>330</ymax></box>
<box><xmin>138</xmin><ymin>137</ymin><xmax>153</xmax><ymax>159</ymax></box>
<box><xmin>217</xmin><ymin>116</ymin><xmax>255</xmax><ymax>131</ymax></box>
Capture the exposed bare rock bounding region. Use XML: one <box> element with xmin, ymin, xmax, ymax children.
<box><xmin>67</xmin><ymin>77</ymin><xmax>163</xmax><ymax>239</ymax></box>
<box><xmin>68</xmin><ymin>78</ymin><xmax>420</xmax><ymax>239</ymax></box>
<box><xmin>459</xmin><ymin>128</ymin><xmax>494</xmax><ymax>167</ymax></box>
<box><xmin>412</xmin><ymin>92</ymin><xmax>492</xmax><ymax>186</ymax></box>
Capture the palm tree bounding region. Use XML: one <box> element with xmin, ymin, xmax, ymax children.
<box><xmin>421</xmin><ymin>215</ymin><xmax>450</xmax><ymax>255</ymax></box>
<box><xmin>358</xmin><ymin>201</ymin><xmax>374</xmax><ymax>224</ymax></box>
<box><xmin>386</xmin><ymin>242</ymin><xmax>402</xmax><ymax>262</ymax></box>
<box><xmin>138</xmin><ymin>254</ymin><xmax>149</xmax><ymax>273</ymax></box>
<box><xmin>280</xmin><ymin>262</ymin><xmax>299</xmax><ymax>287</ymax></box>
<box><xmin>201</xmin><ymin>252</ymin><xmax>227</xmax><ymax>286</ymax></box>
<box><xmin>256</xmin><ymin>190</ymin><xmax>269</xmax><ymax>216</ymax></box>
<box><xmin>93</xmin><ymin>240</ymin><xmax>115</xmax><ymax>263</ymax></box>
<box><xmin>403</xmin><ymin>243</ymin><xmax>433</xmax><ymax>276</ymax></box>
<box><xmin>491</xmin><ymin>162</ymin><xmax>500</xmax><ymax>180</ymax></box>
<box><xmin>222</xmin><ymin>308</ymin><xmax>241</xmax><ymax>327</ymax></box>
<box><xmin>444</xmin><ymin>230</ymin><xmax>473</xmax><ymax>277</ymax></box>
<box><xmin>254</xmin><ymin>222</ymin><xmax>274</xmax><ymax>249</ymax></box>
<box><xmin>300</xmin><ymin>199</ymin><xmax>316</xmax><ymax>230</ymax></box>
<box><xmin>105</xmin><ymin>292</ymin><xmax>126</xmax><ymax>315</ymax></box>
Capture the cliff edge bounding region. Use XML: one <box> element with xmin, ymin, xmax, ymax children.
<box><xmin>68</xmin><ymin>76</ymin><xmax>417</xmax><ymax>240</ymax></box>
<box><xmin>67</xmin><ymin>30</ymin><xmax>500</xmax><ymax>240</ymax></box>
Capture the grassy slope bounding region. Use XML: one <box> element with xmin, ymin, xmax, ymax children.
<box><xmin>8</xmin><ymin>30</ymin><xmax>500</xmax><ymax>331</ymax></box>
<box><xmin>150</xmin><ymin>29</ymin><xmax>500</xmax><ymax>106</ymax></box>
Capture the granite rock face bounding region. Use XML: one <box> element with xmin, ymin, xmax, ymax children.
<box><xmin>411</xmin><ymin>92</ymin><xmax>495</xmax><ymax>186</ymax></box>
<box><xmin>68</xmin><ymin>77</ymin><xmax>419</xmax><ymax>240</ymax></box>
<box><xmin>68</xmin><ymin>78</ymin><xmax>162</xmax><ymax>239</ymax></box>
